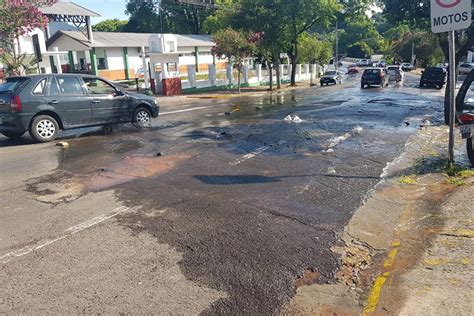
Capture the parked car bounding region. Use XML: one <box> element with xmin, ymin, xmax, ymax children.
<box><xmin>361</xmin><ymin>68</ymin><xmax>389</xmax><ymax>89</ymax></box>
<box><xmin>0</xmin><ymin>74</ymin><xmax>159</xmax><ymax>142</ymax></box>
<box><xmin>348</xmin><ymin>68</ymin><xmax>359</xmax><ymax>75</ymax></box>
<box><xmin>320</xmin><ymin>71</ymin><xmax>343</xmax><ymax>86</ymax></box>
<box><xmin>420</xmin><ymin>67</ymin><xmax>446</xmax><ymax>89</ymax></box>
<box><xmin>459</xmin><ymin>62</ymin><xmax>474</xmax><ymax>75</ymax></box>
<box><xmin>401</xmin><ymin>63</ymin><xmax>414</xmax><ymax>72</ymax></box>
<box><xmin>387</xmin><ymin>65</ymin><xmax>404</xmax><ymax>82</ymax></box>
<box><xmin>377</xmin><ymin>60</ymin><xmax>387</xmax><ymax>68</ymax></box>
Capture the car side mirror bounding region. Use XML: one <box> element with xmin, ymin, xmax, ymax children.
<box><xmin>114</xmin><ymin>90</ymin><xmax>124</xmax><ymax>96</ymax></box>
<box><xmin>421</xmin><ymin>71</ymin><xmax>424</xmax><ymax>74</ymax></box>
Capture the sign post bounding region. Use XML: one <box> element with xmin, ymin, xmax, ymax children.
<box><xmin>430</xmin><ymin>0</ymin><xmax>472</xmax><ymax>164</ymax></box>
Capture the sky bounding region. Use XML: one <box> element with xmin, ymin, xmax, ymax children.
<box><xmin>72</xmin><ymin>0</ymin><xmax>128</xmax><ymax>24</ymax></box>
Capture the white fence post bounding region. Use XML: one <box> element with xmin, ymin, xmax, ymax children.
<box><xmin>279</xmin><ymin>64</ymin><xmax>284</xmax><ymax>82</ymax></box>
<box><xmin>226</xmin><ymin>64</ymin><xmax>233</xmax><ymax>85</ymax></box>
<box><xmin>187</xmin><ymin>65</ymin><xmax>196</xmax><ymax>88</ymax></box>
<box><xmin>304</xmin><ymin>64</ymin><xmax>309</xmax><ymax>79</ymax></box>
<box><xmin>287</xmin><ymin>64</ymin><xmax>292</xmax><ymax>80</ymax></box>
<box><xmin>256</xmin><ymin>64</ymin><xmax>262</xmax><ymax>84</ymax></box>
<box><xmin>297</xmin><ymin>64</ymin><xmax>302</xmax><ymax>81</ymax></box>
<box><xmin>242</xmin><ymin>64</ymin><xmax>249</xmax><ymax>84</ymax></box>
<box><xmin>311</xmin><ymin>64</ymin><xmax>317</xmax><ymax>79</ymax></box>
<box><xmin>208</xmin><ymin>64</ymin><xmax>216</xmax><ymax>86</ymax></box>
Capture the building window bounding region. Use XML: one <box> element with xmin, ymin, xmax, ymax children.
<box><xmin>98</xmin><ymin>58</ymin><xmax>107</xmax><ymax>70</ymax></box>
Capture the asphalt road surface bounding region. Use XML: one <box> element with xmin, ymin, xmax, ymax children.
<box><xmin>0</xmin><ymin>73</ymin><xmax>445</xmax><ymax>314</ymax></box>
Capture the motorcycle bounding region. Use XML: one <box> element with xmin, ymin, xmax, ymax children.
<box><xmin>456</xmin><ymin>69</ymin><xmax>474</xmax><ymax>165</ymax></box>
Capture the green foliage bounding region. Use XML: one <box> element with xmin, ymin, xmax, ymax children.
<box><xmin>298</xmin><ymin>33</ymin><xmax>333</xmax><ymax>65</ymax></box>
<box><xmin>1</xmin><ymin>51</ymin><xmax>37</xmax><ymax>76</ymax></box>
<box><xmin>92</xmin><ymin>19</ymin><xmax>128</xmax><ymax>32</ymax></box>
<box><xmin>339</xmin><ymin>12</ymin><xmax>385</xmax><ymax>57</ymax></box>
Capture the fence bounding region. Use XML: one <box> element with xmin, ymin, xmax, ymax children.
<box><xmin>177</xmin><ymin>63</ymin><xmax>326</xmax><ymax>93</ymax></box>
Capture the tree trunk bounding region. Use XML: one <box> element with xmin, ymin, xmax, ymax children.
<box><xmin>268</xmin><ymin>61</ymin><xmax>273</xmax><ymax>91</ymax></box>
<box><xmin>275</xmin><ymin>52</ymin><xmax>281</xmax><ymax>89</ymax></box>
<box><xmin>238</xmin><ymin>67</ymin><xmax>241</xmax><ymax>94</ymax></box>
<box><xmin>290</xmin><ymin>39</ymin><xmax>298</xmax><ymax>86</ymax></box>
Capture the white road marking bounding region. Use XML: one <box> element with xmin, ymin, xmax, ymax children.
<box><xmin>230</xmin><ymin>146</ymin><xmax>270</xmax><ymax>166</ymax></box>
<box><xmin>161</xmin><ymin>105</ymin><xmax>223</xmax><ymax>115</ymax></box>
<box><xmin>1</xmin><ymin>206</ymin><xmax>129</xmax><ymax>264</ymax></box>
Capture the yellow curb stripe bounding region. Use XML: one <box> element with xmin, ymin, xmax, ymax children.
<box><xmin>363</xmin><ymin>272</ymin><xmax>390</xmax><ymax>315</ymax></box>
<box><xmin>383</xmin><ymin>248</ymin><xmax>399</xmax><ymax>268</ymax></box>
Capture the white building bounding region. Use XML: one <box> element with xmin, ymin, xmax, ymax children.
<box><xmin>46</xmin><ymin>31</ymin><xmax>223</xmax><ymax>81</ymax></box>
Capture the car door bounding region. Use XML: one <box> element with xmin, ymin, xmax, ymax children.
<box><xmin>82</xmin><ymin>77</ymin><xmax>129</xmax><ymax>124</ymax></box>
<box><xmin>45</xmin><ymin>76</ymin><xmax>92</xmax><ymax>128</ymax></box>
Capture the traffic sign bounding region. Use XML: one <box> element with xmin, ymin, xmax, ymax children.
<box><xmin>431</xmin><ymin>0</ymin><xmax>472</xmax><ymax>33</ymax></box>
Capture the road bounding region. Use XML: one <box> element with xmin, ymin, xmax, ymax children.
<box><xmin>0</xmin><ymin>73</ymin><xmax>445</xmax><ymax>314</ymax></box>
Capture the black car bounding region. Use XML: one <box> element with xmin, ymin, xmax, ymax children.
<box><xmin>361</xmin><ymin>68</ymin><xmax>389</xmax><ymax>89</ymax></box>
<box><xmin>420</xmin><ymin>67</ymin><xmax>446</xmax><ymax>89</ymax></box>
<box><xmin>0</xmin><ymin>74</ymin><xmax>159</xmax><ymax>142</ymax></box>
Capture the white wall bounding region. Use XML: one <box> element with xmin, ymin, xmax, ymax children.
<box><xmin>106</xmin><ymin>47</ymin><xmax>124</xmax><ymax>70</ymax></box>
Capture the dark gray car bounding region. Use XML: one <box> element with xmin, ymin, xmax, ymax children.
<box><xmin>0</xmin><ymin>74</ymin><xmax>159</xmax><ymax>142</ymax></box>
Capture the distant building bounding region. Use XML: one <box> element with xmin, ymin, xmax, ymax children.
<box><xmin>46</xmin><ymin>31</ymin><xmax>224</xmax><ymax>81</ymax></box>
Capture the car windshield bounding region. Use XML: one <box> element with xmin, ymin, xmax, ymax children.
<box><xmin>364</xmin><ymin>69</ymin><xmax>380</xmax><ymax>75</ymax></box>
<box><xmin>0</xmin><ymin>78</ymin><xmax>27</xmax><ymax>93</ymax></box>
<box><xmin>324</xmin><ymin>71</ymin><xmax>336</xmax><ymax>76</ymax></box>
<box><xmin>426</xmin><ymin>68</ymin><xmax>444</xmax><ymax>73</ymax></box>
<box><xmin>387</xmin><ymin>67</ymin><xmax>398</xmax><ymax>70</ymax></box>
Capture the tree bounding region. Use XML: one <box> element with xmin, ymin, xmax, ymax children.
<box><xmin>124</xmin><ymin>0</ymin><xmax>218</xmax><ymax>34</ymax></box>
<box><xmin>92</xmin><ymin>19</ymin><xmax>128</xmax><ymax>32</ymax></box>
<box><xmin>123</xmin><ymin>0</ymin><xmax>160</xmax><ymax>33</ymax></box>
<box><xmin>0</xmin><ymin>0</ymin><xmax>52</xmax><ymax>75</ymax></box>
<box><xmin>282</xmin><ymin>0</ymin><xmax>340</xmax><ymax>86</ymax></box>
<box><xmin>298</xmin><ymin>33</ymin><xmax>333</xmax><ymax>65</ymax></box>
<box><xmin>212</xmin><ymin>28</ymin><xmax>258</xmax><ymax>93</ymax></box>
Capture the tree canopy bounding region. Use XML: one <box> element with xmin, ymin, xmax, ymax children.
<box><xmin>92</xmin><ymin>19</ymin><xmax>128</xmax><ymax>32</ymax></box>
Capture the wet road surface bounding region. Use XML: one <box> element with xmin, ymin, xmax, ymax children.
<box><xmin>0</xmin><ymin>73</ymin><xmax>445</xmax><ymax>314</ymax></box>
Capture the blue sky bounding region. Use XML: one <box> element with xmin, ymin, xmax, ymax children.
<box><xmin>73</xmin><ymin>0</ymin><xmax>128</xmax><ymax>24</ymax></box>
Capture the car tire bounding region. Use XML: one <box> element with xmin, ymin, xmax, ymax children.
<box><xmin>133</xmin><ymin>106</ymin><xmax>152</xmax><ymax>128</ymax></box>
<box><xmin>467</xmin><ymin>137</ymin><xmax>474</xmax><ymax>166</ymax></box>
<box><xmin>361</xmin><ymin>83</ymin><xmax>364</xmax><ymax>89</ymax></box>
<box><xmin>2</xmin><ymin>131</ymin><xmax>25</xmax><ymax>140</ymax></box>
<box><xmin>29</xmin><ymin>115</ymin><xmax>59</xmax><ymax>143</ymax></box>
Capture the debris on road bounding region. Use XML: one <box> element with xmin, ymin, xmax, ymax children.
<box><xmin>56</xmin><ymin>142</ymin><xmax>69</xmax><ymax>148</ymax></box>
<box><xmin>284</xmin><ymin>114</ymin><xmax>303</xmax><ymax>123</ymax></box>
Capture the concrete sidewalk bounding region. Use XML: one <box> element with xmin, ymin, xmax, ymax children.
<box><xmin>282</xmin><ymin>124</ymin><xmax>474</xmax><ymax>315</ymax></box>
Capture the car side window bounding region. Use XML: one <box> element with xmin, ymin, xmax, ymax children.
<box><xmin>56</xmin><ymin>76</ymin><xmax>84</xmax><ymax>95</ymax></box>
<box><xmin>32</xmin><ymin>79</ymin><xmax>47</xmax><ymax>95</ymax></box>
<box><xmin>49</xmin><ymin>77</ymin><xmax>60</xmax><ymax>96</ymax></box>
<box><xmin>83</xmin><ymin>78</ymin><xmax>117</xmax><ymax>95</ymax></box>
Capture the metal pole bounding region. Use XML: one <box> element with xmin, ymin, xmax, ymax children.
<box><xmin>448</xmin><ymin>30</ymin><xmax>456</xmax><ymax>165</ymax></box>
<box><xmin>335</xmin><ymin>21</ymin><xmax>339</xmax><ymax>71</ymax></box>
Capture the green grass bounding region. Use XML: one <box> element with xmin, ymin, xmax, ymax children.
<box><xmin>399</xmin><ymin>175</ymin><xmax>417</xmax><ymax>185</ymax></box>
<box><xmin>446</xmin><ymin>178</ymin><xmax>466</xmax><ymax>186</ymax></box>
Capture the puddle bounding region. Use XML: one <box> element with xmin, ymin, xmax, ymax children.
<box><xmin>27</xmin><ymin>154</ymin><xmax>190</xmax><ymax>203</ymax></box>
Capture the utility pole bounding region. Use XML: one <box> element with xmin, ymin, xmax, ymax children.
<box><xmin>335</xmin><ymin>20</ymin><xmax>339</xmax><ymax>71</ymax></box>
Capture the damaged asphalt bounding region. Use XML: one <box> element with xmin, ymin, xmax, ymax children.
<box><xmin>0</xmin><ymin>74</ymin><xmax>451</xmax><ymax>314</ymax></box>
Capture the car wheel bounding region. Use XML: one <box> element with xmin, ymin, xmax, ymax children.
<box><xmin>467</xmin><ymin>138</ymin><xmax>474</xmax><ymax>166</ymax></box>
<box><xmin>2</xmin><ymin>131</ymin><xmax>25</xmax><ymax>139</ymax></box>
<box><xmin>133</xmin><ymin>107</ymin><xmax>152</xmax><ymax>128</ymax></box>
<box><xmin>361</xmin><ymin>83</ymin><xmax>364</xmax><ymax>89</ymax></box>
<box><xmin>29</xmin><ymin>115</ymin><xmax>59</xmax><ymax>143</ymax></box>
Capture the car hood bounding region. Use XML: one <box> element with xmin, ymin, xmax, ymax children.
<box><xmin>125</xmin><ymin>91</ymin><xmax>156</xmax><ymax>103</ymax></box>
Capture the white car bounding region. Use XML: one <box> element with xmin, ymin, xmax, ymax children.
<box><xmin>387</xmin><ymin>65</ymin><xmax>404</xmax><ymax>82</ymax></box>
<box><xmin>459</xmin><ymin>63</ymin><xmax>474</xmax><ymax>75</ymax></box>
<box><xmin>358</xmin><ymin>59</ymin><xmax>370</xmax><ymax>67</ymax></box>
